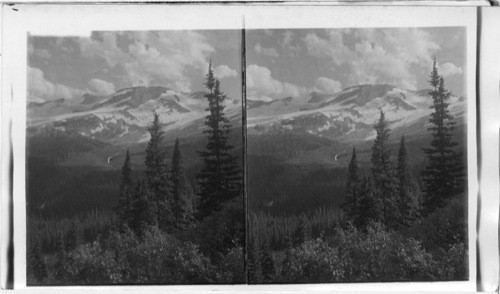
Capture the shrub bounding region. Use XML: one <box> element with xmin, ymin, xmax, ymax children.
<box><xmin>185</xmin><ymin>197</ymin><xmax>244</xmax><ymax>260</ymax></box>
<box><xmin>435</xmin><ymin>242</ymin><xmax>468</xmax><ymax>280</ymax></box>
<box><xmin>408</xmin><ymin>196</ymin><xmax>466</xmax><ymax>253</ymax></box>
<box><xmin>215</xmin><ymin>246</ymin><xmax>245</xmax><ymax>283</ymax></box>
<box><xmin>57</xmin><ymin>227</ymin><xmax>216</xmax><ymax>284</ymax></box>
<box><xmin>278</xmin><ymin>238</ymin><xmax>344</xmax><ymax>283</ymax></box>
<box><xmin>63</xmin><ymin>241</ymin><xmax>121</xmax><ymax>284</ymax></box>
<box><xmin>331</xmin><ymin>223</ymin><xmax>435</xmax><ymax>282</ymax></box>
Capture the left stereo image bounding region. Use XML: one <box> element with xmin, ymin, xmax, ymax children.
<box><xmin>25</xmin><ymin>30</ymin><xmax>245</xmax><ymax>285</ymax></box>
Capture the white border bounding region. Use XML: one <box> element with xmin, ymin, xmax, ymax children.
<box><xmin>1</xmin><ymin>4</ymin><xmax>479</xmax><ymax>292</ymax></box>
<box><xmin>477</xmin><ymin>7</ymin><xmax>500</xmax><ymax>293</ymax></box>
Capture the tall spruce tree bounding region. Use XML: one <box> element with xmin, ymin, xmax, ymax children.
<box><xmin>130</xmin><ymin>179</ymin><xmax>158</xmax><ymax>238</ymax></box>
<box><xmin>145</xmin><ymin>113</ymin><xmax>172</xmax><ymax>230</ymax></box>
<box><xmin>117</xmin><ymin>149</ymin><xmax>134</xmax><ymax>224</ymax></box>
<box><xmin>170</xmin><ymin>138</ymin><xmax>194</xmax><ymax>230</ymax></box>
<box><xmin>397</xmin><ymin>136</ymin><xmax>421</xmax><ymax>227</ymax></box>
<box><xmin>343</xmin><ymin>147</ymin><xmax>360</xmax><ymax>223</ymax></box>
<box><xmin>421</xmin><ymin>59</ymin><xmax>464</xmax><ymax>213</ymax></box>
<box><xmin>356</xmin><ymin>176</ymin><xmax>380</xmax><ymax>229</ymax></box>
<box><xmin>371</xmin><ymin>111</ymin><xmax>398</xmax><ymax>228</ymax></box>
<box><xmin>197</xmin><ymin>61</ymin><xmax>242</xmax><ymax>219</ymax></box>
<box><xmin>145</xmin><ymin>112</ymin><xmax>168</xmax><ymax>198</ymax></box>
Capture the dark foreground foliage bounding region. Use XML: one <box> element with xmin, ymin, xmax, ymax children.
<box><xmin>28</xmin><ymin>226</ymin><xmax>243</xmax><ymax>285</ymax></box>
<box><xmin>248</xmin><ymin>201</ymin><xmax>467</xmax><ymax>284</ymax></box>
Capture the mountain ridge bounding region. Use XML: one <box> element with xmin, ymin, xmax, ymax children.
<box><xmin>28</xmin><ymin>85</ymin><xmax>241</xmax><ymax>145</ymax></box>
<box><xmin>248</xmin><ymin>84</ymin><xmax>466</xmax><ymax>143</ymax></box>
<box><xmin>27</xmin><ymin>83</ymin><xmax>466</xmax><ymax>145</ymax></box>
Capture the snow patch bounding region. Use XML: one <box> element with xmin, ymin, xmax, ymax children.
<box><xmin>317</xmin><ymin>121</ymin><xmax>332</xmax><ymax>132</ymax></box>
<box><xmin>118</xmin><ymin>125</ymin><xmax>129</xmax><ymax>137</ymax></box>
<box><xmin>138</xmin><ymin>132</ymin><xmax>151</xmax><ymax>143</ymax></box>
<box><xmin>345</xmin><ymin>123</ymin><xmax>356</xmax><ymax>135</ymax></box>
<box><xmin>90</xmin><ymin>123</ymin><xmax>106</xmax><ymax>134</ymax></box>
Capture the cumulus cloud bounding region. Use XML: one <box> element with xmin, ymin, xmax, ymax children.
<box><xmin>33</xmin><ymin>49</ymin><xmax>52</xmax><ymax>59</ymax></box>
<box><xmin>28</xmin><ymin>66</ymin><xmax>84</xmax><ymax>102</ymax></box>
<box><xmin>314</xmin><ymin>77</ymin><xmax>342</xmax><ymax>94</ymax></box>
<box><xmin>281</xmin><ymin>31</ymin><xmax>301</xmax><ymax>56</ymax></box>
<box><xmin>304</xmin><ymin>28</ymin><xmax>440</xmax><ymax>90</ymax></box>
<box><xmin>247</xmin><ymin>64</ymin><xmax>307</xmax><ymax>101</ymax></box>
<box><xmin>214</xmin><ymin>65</ymin><xmax>237</xmax><ymax>79</ymax></box>
<box><xmin>254</xmin><ymin>43</ymin><xmax>279</xmax><ymax>58</ymax></box>
<box><xmin>88</xmin><ymin>78</ymin><xmax>116</xmax><ymax>95</ymax></box>
<box><xmin>79</xmin><ymin>31</ymin><xmax>215</xmax><ymax>92</ymax></box>
<box><xmin>440</xmin><ymin>62</ymin><xmax>463</xmax><ymax>77</ymax></box>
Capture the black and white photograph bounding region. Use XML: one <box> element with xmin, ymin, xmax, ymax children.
<box><xmin>25</xmin><ymin>30</ymin><xmax>245</xmax><ymax>285</ymax></box>
<box><xmin>2</xmin><ymin>4</ymin><xmax>493</xmax><ymax>291</ymax></box>
<box><xmin>247</xmin><ymin>27</ymin><xmax>469</xmax><ymax>283</ymax></box>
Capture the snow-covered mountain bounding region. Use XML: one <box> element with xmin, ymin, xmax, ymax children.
<box><xmin>248</xmin><ymin>84</ymin><xmax>467</xmax><ymax>142</ymax></box>
<box><xmin>28</xmin><ymin>86</ymin><xmax>242</xmax><ymax>145</ymax></box>
<box><xmin>28</xmin><ymin>84</ymin><xmax>466</xmax><ymax>145</ymax></box>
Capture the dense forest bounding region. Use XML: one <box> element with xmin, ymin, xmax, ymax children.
<box><xmin>247</xmin><ymin>59</ymin><xmax>468</xmax><ymax>283</ymax></box>
<box><xmin>27</xmin><ymin>62</ymin><xmax>245</xmax><ymax>285</ymax></box>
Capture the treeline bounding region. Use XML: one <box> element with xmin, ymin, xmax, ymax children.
<box><xmin>27</xmin><ymin>160</ymin><xmax>120</xmax><ymax>218</ymax></box>
<box><xmin>246</xmin><ymin>59</ymin><xmax>467</xmax><ymax>283</ymax></box>
<box><xmin>27</xmin><ymin>62</ymin><xmax>244</xmax><ymax>285</ymax></box>
<box><xmin>248</xmin><ymin>157</ymin><xmax>347</xmax><ymax>215</ymax></box>
<box><xmin>27</xmin><ymin>209</ymin><xmax>117</xmax><ymax>253</ymax></box>
<box><xmin>27</xmin><ymin>128</ymin><xmax>107</xmax><ymax>163</ymax></box>
<box><xmin>250</xmin><ymin>206</ymin><xmax>343</xmax><ymax>250</ymax></box>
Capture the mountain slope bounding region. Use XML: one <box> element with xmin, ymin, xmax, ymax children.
<box><xmin>28</xmin><ymin>86</ymin><xmax>242</xmax><ymax>145</ymax></box>
<box><xmin>248</xmin><ymin>84</ymin><xmax>467</xmax><ymax>142</ymax></box>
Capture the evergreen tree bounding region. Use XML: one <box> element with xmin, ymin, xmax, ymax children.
<box><xmin>397</xmin><ymin>136</ymin><xmax>421</xmax><ymax>227</ymax></box>
<box><xmin>356</xmin><ymin>176</ymin><xmax>381</xmax><ymax>229</ymax></box>
<box><xmin>117</xmin><ymin>149</ymin><xmax>134</xmax><ymax>224</ymax></box>
<box><xmin>371</xmin><ymin>111</ymin><xmax>398</xmax><ymax>228</ymax></box>
<box><xmin>293</xmin><ymin>214</ymin><xmax>310</xmax><ymax>246</ymax></box>
<box><xmin>130</xmin><ymin>179</ymin><xmax>158</xmax><ymax>238</ymax></box>
<box><xmin>64</xmin><ymin>217</ymin><xmax>83</xmax><ymax>251</ymax></box>
<box><xmin>170</xmin><ymin>138</ymin><xmax>194</xmax><ymax>230</ymax></box>
<box><xmin>145</xmin><ymin>113</ymin><xmax>172</xmax><ymax>230</ymax></box>
<box><xmin>197</xmin><ymin>61</ymin><xmax>242</xmax><ymax>219</ymax></box>
<box><xmin>260</xmin><ymin>240</ymin><xmax>275</xmax><ymax>282</ymax></box>
<box><xmin>422</xmin><ymin>59</ymin><xmax>465</xmax><ymax>213</ymax></box>
<box><xmin>145</xmin><ymin>112</ymin><xmax>167</xmax><ymax>199</ymax></box>
<box><xmin>145</xmin><ymin>113</ymin><xmax>168</xmax><ymax>193</ymax></box>
<box><xmin>247</xmin><ymin>234</ymin><xmax>263</xmax><ymax>284</ymax></box>
<box><xmin>343</xmin><ymin>147</ymin><xmax>360</xmax><ymax>222</ymax></box>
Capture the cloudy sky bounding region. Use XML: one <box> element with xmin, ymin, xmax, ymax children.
<box><xmin>28</xmin><ymin>27</ymin><xmax>466</xmax><ymax>104</ymax></box>
<box><xmin>28</xmin><ymin>30</ymin><xmax>241</xmax><ymax>103</ymax></box>
<box><xmin>247</xmin><ymin>27</ymin><xmax>466</xmax><ymax>102</ymax></box>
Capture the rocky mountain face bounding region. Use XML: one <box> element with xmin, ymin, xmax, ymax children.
<box><xmin>27</xmin><ymin>84</ymin><xmax>466</xmax><ymax>145</ymax></box>
<box><xmin>28</xmin><ymin>86</ymin><xmax>242</xmax><ymax>145</ymax></box>
<box><xmin>248</xmin><ymin>84</ymin><xmax>466</xmax><ymax>142</ymax></box>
